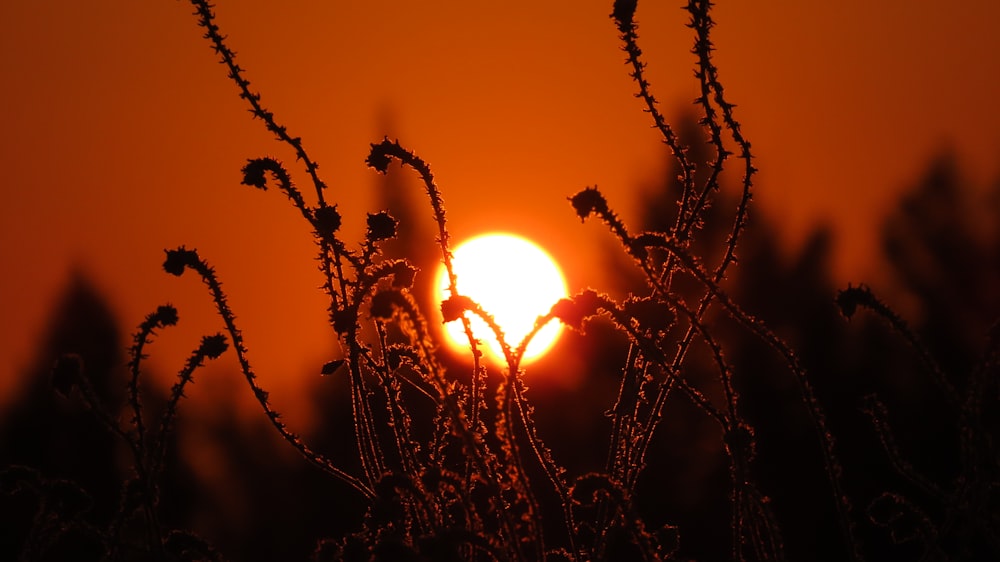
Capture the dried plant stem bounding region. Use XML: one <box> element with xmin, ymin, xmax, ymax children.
<box><xmin>366</xmin><ymin>139</ymin><xmax>491</xmax><ymax>478</ymax></box>
<box><xmin>666</xmin><ymin>239</ymin><xmax>862</xmax><ymax>561</ymax></box>
<box><xmin>167</xmin><ymin>248</ymin><xmax>374</xmax><ymax>499</ymax></box>
<box><xmin>190</xmin><ymin>0</ymin><xmax>328</xmax><ymax>206</ymax></box>
<box><xmin>612</xmin><ymin>0</ymin><xmax>696</xmax><ymax>226</ymax></box>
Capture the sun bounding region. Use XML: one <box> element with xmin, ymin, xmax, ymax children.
<box><xmin>434</xmin><ymin>233</ymin><xmax>569</xmax><ymax>364</ymax></box>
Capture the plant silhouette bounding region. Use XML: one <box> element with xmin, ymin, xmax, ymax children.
<box><xmin>2</xmin><ymin>1</ymin><xmax>997</xmax><ymax>561</ymax></box>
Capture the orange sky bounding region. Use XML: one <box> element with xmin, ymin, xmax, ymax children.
<box><xmin>2</xmin><ymin>1</ymin><xmax>998</xmax><ymax>419</ymax></box>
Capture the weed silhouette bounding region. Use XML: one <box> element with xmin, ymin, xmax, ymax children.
<box><xmin>3</xmin><ymin>1</ymin><xmax>997</xmax><ymax>561</ymax></box>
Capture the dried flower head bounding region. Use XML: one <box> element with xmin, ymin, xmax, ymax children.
<box><xmin>623</xmin><ymin>296</ymin><xmax>674</xmax><ymax>333</ymax></box>
<box><xmin>366</xmin><ymin>211</ymin><xmax>398</xmax><ymax>242</ymax></box>
<box><xmin>390</xmin><ymin>262</ymin><xmax>417</xmax><ymax>289</ymax></box>
<box><xmin>163</xmin><ymin>247</ymin><xmax>200</xmax><ymax>277</ymax></box>
<box><xmin>366</xmin><ymin>139</ymin><xmax>394</xmax><ymax>174</ymax></box>
<box><xmin>153</xmin><ymin>304</ymin><xmax>180</xmax><ymax>328</ymax></box>
<box><xmin>553</xmin><ymin>289</ymin><xmax>603</xmax><ymax>331</ymax></box>
<box><xmin>313</xmin><ymin>205</ymin><xmax>342</xmax><ymax>238</ymax></box>
<box><xmin>370</xmin><ymin>290</ymin><xmax>407</xmax><ymax>320</ymax></box>
<box><xmin>440</xmin><ymin>295</ymin><xmax>475</xmax><ymax>323</ymax></box>
<box><xmin>241</xmin><ymin>157</ymin><xmax>274</xmax><ymax>189</ymax></box>
<box><xmin>611</xmin><ymin>0</ymin><xmax>638</xmax><ymax>32</ymax></box>
<box><xmin>569</xmin><ymin>187</ymin><xmax>609</xmax><ymax>222</ymax></box>
<box><xmin>836</xmin><ymin>284</ymin><xmax>874</xmax><ymax>320</ymax></box>
<box><xmin>551</xmin><ymin>299</ymin><xmax>584</xmax><ymax>331</ymax></box>
<box><xmin>199</xmin><ymin>334</ymin><xmax>228</xmax><ymax>359</ymax></box>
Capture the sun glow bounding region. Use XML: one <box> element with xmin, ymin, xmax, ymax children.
<box><xmin>434</xmin><ymin>233</ymin><xmax>569</xmax><ymax>363</ymax></box>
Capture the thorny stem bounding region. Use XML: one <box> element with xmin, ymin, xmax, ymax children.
<box><xmin>172</xmin><ymin>249</ymin><xmax>375</xmax><ymax>499</ymax></box>
<box><xmin>192</xmin><ymin>1</ymin><xmax>358</xmax><ymax>363</ymax></box>
<box><xmin>510</xmin><ymin>312</ymin><xmax>584</xmax><ymax>559</ymax></box>
<box><xmin>191</xmin><ymin>7</ymin><xmax>371</xmax><ymax>465</ymax></box>
<box><xmin>75</xmin><ymin>367</ymin><xmax>166</xmax><ymax>555</ymax></box>
<box><xmin>374</xmin><ymin>321</ymin><xmax>421</xmax><ymax>477</ymax></box>
<box><xmin>127</xmin><ymin>310</ymin><xmax>173</xmax><ymax>477</ymax></box>
<box><xmin>498</xmin><ymin>379</ymin><xmax>546</xmax><ymax>562</ymax></box>
<box><xmin>606</xmin><ymin>345</ymin><xmax>641</xmax><ymax>477</ymax></box>
<box><xmin>151</xmin><ymin>336</ymin><xmax>227</xmax><ymax>480</ymax></box>
<box><xmin>342</xmin><ymin>303</ymin><xmax>387</xmax><ymax>486</ymax></box>
<box><xmin>575</xmin><ymin>205</ymin><xmax>728</xmax><ymax>433</ymax></box>
<box><xmin>681</xmin><ymin>0</ymin><xmax>731</xmax><ymax>242</ymax></box>
<box><xmin>613</xmin><ymin>1</ymin><xmax>696</xmax><ymax>229</ymax></box>
<box><xmin>860</xmin><ymin>396</ymin><xmax>945</xmax><ymax>500</ymax></box>
<box><xmin>190</xmin><ymin>0</ymin><xmax>328</xmax><ymax>207</ymax></box>
<box><xmin>371</xmin><ymin>272</ymin><xmax>529</xmax><ymax>562</ymax></box>
<box><xmin>662</xmin><ymin>237</ymin><xmax>862</xmax><ymax>561</ymax></box>
<box><xmin>655</xmin><ymin>0</ymin><xmax>757</xmax><ymax>409</ymax></box>
<box><xmin>367</xmin><ymin>138</ymin><xmax>490</xmax><ymax>481</ymax></box>
<box><xmin>444</xmin><ymin>293</ymin><xmax>592</xmax><ymax>559</ymax></box>
<box><xmin>575</xmin><ymin>185</ymin><xmax>791</xmax><ymax>558</ymax></box>
<box><xmin>241</xmin><ymin>157</ymin><xmax>311</xmax><ymax>222</ymax></box>
<box><xmin>611</xmin><ymin>4</ymin><xmax>778</xmax><ymax>557</ymax></box>
<box><xmin>843</xmin><ymin>286</ymin><xmax>997</xmax><ymax>555</ymax></box>
<box><xmin>838</xmin><ymin>285</ymin><xmax>958</xmax><ymax>408</ymax></box>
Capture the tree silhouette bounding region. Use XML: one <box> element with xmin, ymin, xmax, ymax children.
<box><xmin>883</xmin><ymin>152</ymin><xmax>1000</xmax><ymax>376</ymax></box>
<box><xmin>0</xmin><ymin>271</ymin><xmax>123</xmax><ymax>559</ymax></box>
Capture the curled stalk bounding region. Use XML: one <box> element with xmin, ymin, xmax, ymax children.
<box><xmin>367</xmin><ymin>138</ymin><xmax>491</xmax><ymax>471</ymax></box>
<box><xmin>163</xmin><ymin>246</ymin><xmax>374</xmax><ymax>499</ymax></box>
<box><xmin>189</xmin><ymin>0</ymin><xmax>329</xmax><ymax>206</ymax></box>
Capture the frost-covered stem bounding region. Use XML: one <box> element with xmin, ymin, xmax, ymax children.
<box><xmin>367</xmin><ymin>138</ymin><xmax>490</xmax><ymax>474</ymax></box>
<box><xmin>612</xmin><ymin>0</ymin><xmax>696</xmax><ymax>228</ymax></box>
<box><xmin>666</xmin><ymin>237</ymin><xmax>861</xmax><ymax>560</ymax></box>
<box><xmin>127</xmin><ymin>306</ymin><xmax>179</xmax><ymax>473</ymax></box>
<box><xmin>189</xmin><ymin>0</ymin><xmax>329</xmax><ymax>206</ymax></box>
<box><xmin>374</xmin><ymin>321</ymin><xmax>421</xmax><ymax>477</ymax></box>
<box><xmin>164</xmin><ymin>247</ymin><xmax>374</xmax><ymax>499</ymax></box>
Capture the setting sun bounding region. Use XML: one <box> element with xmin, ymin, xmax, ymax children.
<box><xmin>434</xmin><ymin>233</ymin><xmax>569</xmax><ymax>363</ymax></box>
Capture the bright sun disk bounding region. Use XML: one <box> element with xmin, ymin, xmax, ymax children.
<box><xmin>434</xmin><ymin>233</ymin><xmax>568</xmax><ymax>363</ymax></box>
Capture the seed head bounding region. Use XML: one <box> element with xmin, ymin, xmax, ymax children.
<box><xmin>366</xmin><ymin>139</ymin><xmax>394</xmax><ymax>174</ymax></box>
<box><xmin>366</xmin><ymin>211</ymin><xmax>398</xmax><ymax>242</ymax></box>
<box><xmin>836</xmin><ymin>284</ymin><xmax>872</xmax><ymax>319</ymax></box>
<box><xmin>553</xmin><ymin>290</ymin><xmax>603</xmax><ymax>331</ymax></box>
<box><xmin>623</xmin><ymin>297</ymin><xmax>674</xmax><ymax>333</ymax></box>
<box><xmin>154</xmin><ymin>304</ymin><xmax>180</xmax><ymax>328</ymax></box>
<box><xmin>390</xmin><ymin>262</ymin><xmax>417</xmax><ymax>289</ymax></box>
<box><xmin>569</xmin><ymin>187</ymin><xmax>609</xmax><ymax>222</ymax></box>
<box><xmin>240</xmin><ymin>158</ymin><xmax>271</xmax><ymax>189</ymax></box>
<box><xmin>199</xmin><ymin>334</ymin><xmax>229</xmax><ymax>359</ymax></box>
<box><xmin>370</xmin><ymin>290</ymin><xmax>406</xmax><ymax>320</ymax></box>
<box><xmin>611</xmin><ymin>0</ymin><xmax>638</xmax><ymax>32</ymax></box>
<box><xmin>163</xmin><ymin>247</ymin><xmax>199</xmax><ymax>277</ymax></box>
<box><xmin>440</xmin><ymin>295</ymin><xmax>475</xmax><ymax>323</ymax></box>
<box><xmin>313</xmin><ymin>205</ymin><xmax>342</xmax><ymax>238</ymax></box>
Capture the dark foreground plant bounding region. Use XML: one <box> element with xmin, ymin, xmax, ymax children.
<box><xmin>836</xmin><ymin>285</ymin><xmax>1000</xmax><ymax>558</ymax></box>
<box><xmin>10</xmin><ymin>1</ymin><xmax>997</xmax><ymax>561</ymax></box>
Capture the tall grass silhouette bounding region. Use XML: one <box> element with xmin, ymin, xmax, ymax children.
<box><xmin>5</xmin><ymin>1</ymin><xmax>997</xmax><ymax>561</ymax></box>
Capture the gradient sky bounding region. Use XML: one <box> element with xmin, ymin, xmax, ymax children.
<box><xmin>2</xmin><ymin>1</ymin><xmax>998</xmax><ymax>419</ymax></box>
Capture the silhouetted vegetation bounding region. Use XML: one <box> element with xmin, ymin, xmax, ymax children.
<box><xmin>2</xmin><ymin>1</ymin><xmax>997</xmax><ymax>561</ymax></box>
